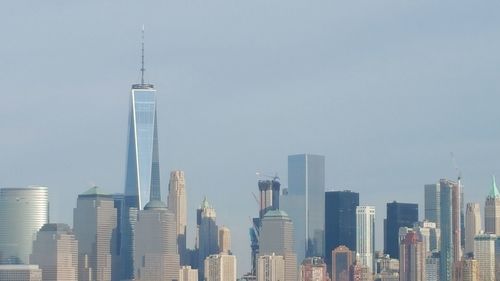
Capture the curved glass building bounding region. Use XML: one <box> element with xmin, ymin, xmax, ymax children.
<box><xmin>0</xmin><ymin>187</ymin><xmax>49</xmax><ymax>264</ymax></box>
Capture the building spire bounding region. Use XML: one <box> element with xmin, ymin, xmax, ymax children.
<box><xmin>141</xmin><ymin>24</ymin><xmax>145</xmax><ymax>85</ymax></box>
<box><xmin>488</xmin><ymin>175</ymin><xmax>500</xmax><ymax>199</ymax></box>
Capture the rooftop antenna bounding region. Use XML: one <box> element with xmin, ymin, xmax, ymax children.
<box><xmin>141</xmin><ymin>24</ymin><xmax>145</xmax><ymax>85</ymax></box>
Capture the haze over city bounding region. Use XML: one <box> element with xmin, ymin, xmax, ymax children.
<box><xmin>1</xmin><ymin>0</ymin><xmax>500</xmax><ymax>278</ymax></box>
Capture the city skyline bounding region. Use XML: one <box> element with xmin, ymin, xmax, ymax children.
<box><xmin>2</xmin><ymin>0</ymin><xmax>500</xmax><ymax>276</ymax></box>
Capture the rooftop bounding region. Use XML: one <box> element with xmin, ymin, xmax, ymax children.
<box><xmin>488</xmin><ymin>175</ymin><xmax>500</xmax><ymax>199</ymax></box>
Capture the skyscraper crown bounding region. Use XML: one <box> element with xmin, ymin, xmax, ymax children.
<box><xmin>487</xmin><ymin>175</ymin><xmax>500</xmax><ymax>199</ymax></box>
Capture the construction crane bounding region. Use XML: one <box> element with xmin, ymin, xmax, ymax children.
<box><xmin>450</xmin><ymin>152</ymin><xmax>462</xmax><ymax>181</ymax></box>
<box><xmin>255</xmin><ymin>171</ymin><xmax>280</xmax><ymax>181</ymax></box>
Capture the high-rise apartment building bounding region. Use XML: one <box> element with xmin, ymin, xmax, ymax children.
<box><xmin>356</xmin><ymin>206</ymin><xmax>375</xmax><ymax>274</ymax></box>
<box><xmin>425</xmin><ymin>252</ymin><xmax>440</xmax><ymax>281</ymax></box>
<box><xmin>282</xmin><ymin>154</ymin><xmax>325</xmax><ymax>261</ymax></box>
<box><xmin>299</xmin><ymin>257</ymin><xmax>328</xmax><ymax>281</ymax></box>
<box><xmin>324</xmin><ymin>190</ymin><xmax>359</xmax><ymax>273</ymax></box>
<box><xmin>455</xmin><ymin>257</ymin><xmax>479</xmax><ymax>281</ymax></box>
<box><xmin>331</xmin><ymin>245</ymin><xmax>353</xmax><ymax>281</ymax></box>
<box><xmin>168</xmin><ymin>170</ymin><xmax>188</xmax><ymax>264</ymax></box>
<box><xmin>399</xmin><ymin>231</ymin><xmax>425</xmax><ymax>281</ymax></box>
<box><xmin>204</xmin><ymin>254</ymin><xmax>237</xmax><ymax>281</ymax></box>
<box><xmin>218</xmin><ymin>226</ymin><xmax>231</xmax><ymax>254</ymax></box>
<box><xmin>180</xmin><ymin>266</ymin><xmax>199</xmax><ymax>281</ymax></box>
<box><xmin>257</xmin><ymin>254</ymin><xmax>285</xmax><ymax>281</ymax></box>
<box><xmin>473</xmin><ymin>233</ymin><xmax>496</xmax><ymax>281</ymax></box>
<box><xmin>485</xmin><ymin>176</ymin><xmax>500</xmax><ymax>235</ymax></box>
<box><xmin>425</xmin><ymin>183</ymin><xmax>441</xmax><ymax>227</ymax></box>
<box><xmin>73</xmin><ymin>186</ymin><xmax>117</xmax><ymax>281</ymax></box>
<box><xmin>30</xmin><ymin>223</ymin><xmax>78</xmax><ymax>281</ymax></box>
<box><xmin>0</xmin><ymin>265</ymin><xmax>42</xmax><ymax>281</ymax></box>
<box><xmin>384</xmin><ymin>202</ymin><xmax>418</xmax><ymax>259</ymax></box>
<box><xmin>465</xmin><ymin>203</ymin><xmax>481</xmax><ymax>255</ymax></box>
<box><xmin>413</xmin><ymin>221</ymin><xmax>440</xmax><ymax>254</ymax></box>
<box><xmin>259</xmin><ymin>210</ymin><xmax>297</xmax><ymax>281</ymax></box>
<box><xmin>197</xmin><ymin>197</ymin><xmax>219</xmax><ymax>281</ymax></box>
<box><xmin>0</xmin><ymin>187</ymin><xmax>48</xmax><ymax>264</ymax></box>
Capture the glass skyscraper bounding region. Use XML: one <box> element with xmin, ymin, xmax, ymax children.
<box><xmin>324</xmin><ymin>190</ymin><xmax>358</xmax><ymax>274</ymax></box>
<box><xmin>282</xmin><ymin>154</ymin><xmax>325</xmax><ymax>263</ymax></box>
<box><xmin>121</xmin><ymin>80</ymin><xmax>161</xmax><ymax>279</ymax></box>
<box><xmin>384</xmin><ymin>201</ymin><xmax>418</xmax><ymax>259</ymax></box>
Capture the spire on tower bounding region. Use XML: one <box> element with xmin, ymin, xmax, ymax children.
<box><xmin>141</xmin><ymin>24</ymin><xmax>145</xmax><ymax>85</ymax></box>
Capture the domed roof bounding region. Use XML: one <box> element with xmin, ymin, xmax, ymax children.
<box><xmin>262</xmin><ymin>209</ymin><xmax>289</xmax><ymax>218</ymax></box>
<box><xmin>144</xmin><ymin>200</ymin><xmax>167</xmax><ymax>210</ymax></box>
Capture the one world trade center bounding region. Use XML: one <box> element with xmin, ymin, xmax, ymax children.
<box><xmin>120</xmin><ymin>27</ymin><xmax>161</xmax><ymax>280</ymax></box>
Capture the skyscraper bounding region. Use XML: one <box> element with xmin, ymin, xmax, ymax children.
<box><xmin>180</xmin><ymin>266</ymin><xmax>199</xmax><ymax>281</ymax></box>
<box><xmin>413</xmin><ymin>221</ymin><xmax>440</xmax><ymax>254</ymax></box>
<box><xmin>439</xmin><ymin>178</ymin><xmax>462</xmax><ymax>281</ymax></box>
<box><xmin>455</xmin><ymin>257</ymin><xmax>479</xmax><ymax>281</ymax></box>
<box><xmin>425</xmin><ymin>183</ymin><xmax>441</xmax><ymax>227</ymax></box>
<box><xmin>473</xmin><ymin>233</ymin><xmax>496</xmax><ymax>281</ymax></box>
<box><xmin>0</xmin><ymin>187</ymin><xmax>49</xmax><ymax>264</ymax></box>
<box><xmin>464</xmin><ymin>203</ymin><xmax>481</xmax><ymax>255</ymax></box>
<box><xmin>399</xmin><ymin>231</ymin><xmax>425</xmax><ymax>281</ymax></box>
<box><xmin>0</xmin><ymin>265</ymin><xmax>42</xmax><ymax>281</ymax></box>
<box><xmin>282</xmin><ymin>154</ymin><xmax>325</xmax><ymax>261</ymax></box>
<box><xmin>257</xmin><ymin>254</ymin><xmax>285</xmax><ymax>281</ymax></box>
<box><xmin>121</xmin><ymin>30</ymin><xmax>161</xmax><ymax>280</ymax></box>
<box><xmin>73</xmin><ymin>186</ymin><xmax>117</xmax><ymax>281</ymax></box>
<box><xmin>259</xmin><ymin>210</ymin><xmax>297</xmax><ymax>281</ymax></box>
<box><xmin>384</xmin><ymin>202</ymin><xmax>418</xmax><ymax>259</ymax></box>
<box><xmin>356</xmin><ymin>206</ymin><xmax>375</xmax><ymax>274</ymax></box>
<box><xmin>197</xmin><ymin>197</ymin><xmax>219</xmax><ymax>281</ymax></box>
<box><xmin>204</xmin><ymin>254</ymin><xmax>237</xmax><ymax>281</ymax></box>
<box><xmin>324</xmin><ymin>190</ymin><xmax>359</xmax><ymax>273</ymax></box>
<box><xmin>485</xmin><ymin>176</ymin><xmax>500</xmax><ymax>235</ymax></box>
<box><xmin>168</xmin><ymin>170</ymin><xmax>188</xmax><ymax>264</ymax></box>
<box><xmin>134</xmin><ymin>150</ymin><xmax>180</xmax><ymax>281</ymax></box>
<box><xmin>218</xmin><ymin>226</ymin><xmax>231</xmax><ymax>254</ymax></box>
<box><xmin>30</xmin><ymin>223</ymin><xmax>78</xmax><ymax>281</ymax></box>
<box><xmin>331</xmin><ymin>245</ymin><xmax>353</xmax><ymax>281</ymax></box>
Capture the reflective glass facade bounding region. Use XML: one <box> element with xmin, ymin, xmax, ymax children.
<box><xmin>384</xmin><ymin>202</ymin><xmax>418</xmax><ymax>259</ymax></box>
<box><xmin>283</xmin><ymin>154</ymin><xmax>325</xmax><ymax>263</ymax></box>
<box><xmin>0</xmin><ymin>187</ymin><xmax>49</xmax><ymax>264</ymax></box>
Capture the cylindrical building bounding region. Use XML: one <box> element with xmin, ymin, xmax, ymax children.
<box><xmin>0</xmin><ymin>187</ymin><xmax>49</xmax><ymax>264</ymax></box>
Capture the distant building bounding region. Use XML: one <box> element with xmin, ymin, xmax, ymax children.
<box><xmin>30</xmin><ymin>223</ymin><xmax>78</xmax><ymax>281</ymax></box>
<box><xmin>473</xmin><ymin>233</ymin><xmax>496</xmax><ymax>281</ymax></box>
<box><xmin>299</xmin><ymin>257</ymin><xmax>328</xmax><ymax>281</ymax></box>
<box><xmin>331</xmin><ymin>245</ymin><xmax>353</xmax><ymax>281</ymax></box>
<box><xmin>257</xmin><ymin>254</ymin><xmax>284</xmax><ymax>281</ymax></box>
<box><xmin>168</xmin><ymin>170</ymin><xmax>188</xmax><ymax>264</ymax></box>
<box><xmin>465</xmin><ymin>203</ymin><xmax>481</xmax><ymax>255</ymax></box>
<box><xmin>197</xmin><ymin>197</ymin><xmax>219</xmax><ymax>281</ymax></box>
<box><xmin>134</xmin><ymin>175</ymin><xmax>179</xmax><ymax>281</ymax></box>
<box><xmin>219</xmin><ymin>226</ymin><xmax>231</xmax><ymax>254</ymax></box>
<box><xmin>325</xmin><ymin>190</ymin><xmax>359</xmax><ymax>274</ymax></box>
<box><xmin>485</xmin><ymin>176</ymin><xmax>500</xmax><ymax>234</ymax></box>
<box><xmin>0</xmin><ymin>265</ymin><xmax>42</xmax><ymax>281</ymax></box>
<box><xmin>424</xmin><ymin>252</ymin><xmax>439</xmax><ymax>281</ymax></box>
<box><xmin>384</xmin><ymin>201</ymin><xmax>418</xmax><ymax>259</ymax></box>
<box><xmin>0</xmin><ymin>187</ymin><xmax>49</xmax><ymax>264</ymax></box>
<box><xmin>282</xmin><ymin>154</ymin><xmax>325</xmax><ymax>261</ymax></box>
<box><xmin>356</xmin><ymin>206</ymin><xmax>375</xmax><ymax>274</ymax></box>
<box><xmin>454</xmin><ymin>257</ymin><xmax>479</xmax><ymax>281</ymax></box>
<box><xmin>204</xmin><ymin>254</ymin><xmax>237</xmax><ymax>281</ymax></box>
<box><xmin>424</xmin><ymin>183</ymin><xmax>441</xmax><ymax>227</ymax></box>
<box><xmin>259</xmin><ymin>210</ymin><xmax>297</xmax><ymax>281</ymax></box>
<box><xmin>399</xmin><ymin>231</ymin><xmax>425</xmax><ymax>281</ymax></box>
<box><xmin>413</xmin><ymin>221</ymin><xmax>440</xmax><ymax>254</ymax></box>
<box><xmin>180</xmin><ymin>266</ymin><xmax>199</xmax><ymax>281</ymax></box>
<box><xmin>439</xmin><ymin>179</ymin><xmax>461</xmax><ymax>281</ymax></box>
<box><xmin>73</xmin><ymin>186</ymin><xmax>117</xmax><ymax>281</ymax></box>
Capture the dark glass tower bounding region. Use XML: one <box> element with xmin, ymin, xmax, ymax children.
<box><xmin>384</xmin><ymin>201</ymin><xmax>418</xmax><ymax>259</ymax></box>
<box><xmin>324</xmin><ymin>190</ymin><xmax>359</xmax><ymax>274</ymax></box>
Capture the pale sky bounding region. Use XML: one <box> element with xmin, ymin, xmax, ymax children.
<box><xmin>1</xmin><ymin>0</ymin><xmax>500</xmax><ymax>274</ymax></box>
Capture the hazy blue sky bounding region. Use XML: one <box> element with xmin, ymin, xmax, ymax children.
<box><xmin>1</xmin><ymin>0</ymin><xmax>500</xmax><ymax>274</ymax></box>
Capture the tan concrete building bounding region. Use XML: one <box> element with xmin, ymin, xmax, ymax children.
<box><xmin>399</xmin><ymin>231</ymin><xmax>425</xmax><ymax>281</ymax></box>
<box><xmin>299</xmin><ymin>257</ymin><xmax>328</xmax><ymax>281</ymax></box>
<box><xmin>180</xmin><ymin>266</ymin><xmax>199</xmax><ymax>281</ymax></box>
<box><xmin>30</xmin><ymin>223</ymin><xmax>78</xmax><ymax>281</ymax></box>
<box><xmin>331</xmin><ymin>245</ymin><xmax>353</xmax><ymax>281</ymax></box>
<box><xmin>204</xmin><ymin>254</ymin><xmax>237</xmax><ymax>281</ymax></box>
<box><xmin>73</xmin><ymin>186</ymin><xmax>117</xmax><ymax>281</ymax></box>
<box><xmin>0</xmin><ymin>265</ymin><xmax>42</xmax><ymax>281</ymax></box>
<box><xmin>473</xmin><ymin>233</ymin><xmax>496</xmax><ymax>281</ymax></box>
<box><xmin>465</xmin><ymin>203</ymin><xmax>481</xmax><ymax>255</ymax></box>
<box><xmin>168</xmin><ymin>170</ymin><xmax>188</xmax><ymax>263</ymax></box>
<box><xmin>257</xmin><ymin>254</ymin><xmax>284</xmax><ymax>281</ymax></box>
<box><xmin>218</xmin><ymin>226</ymin><xmax>231</xmax><ymax>254</ymax></box>
<box><xmin>455</xmin><ymin>258</ymin><xmax>479</xmax><ymax>281</ymax></box>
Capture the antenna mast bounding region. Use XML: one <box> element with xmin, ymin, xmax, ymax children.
<box><xmin>141</xmin><ymin>25</ymin><xmax>145</xmax><ymax>85</ymax></box>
